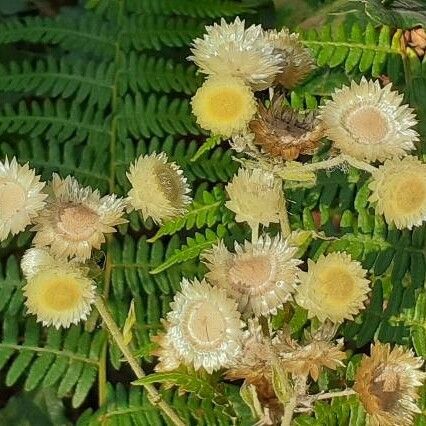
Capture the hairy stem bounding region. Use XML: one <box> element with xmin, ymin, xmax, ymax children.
<box><xmin>279</xmin><ymin>190</ymin><xmax>291</xmax><ymax>238</ymax></box>
<box><xmin>251</xmin><ymin>222</ymin><xmax>259</xmax><ymax>244</ymax></box>
<box><xmin>281</xmin><ymin>394</ymin><xmax>298</xmax><ymax>426</ymax></box>
<box><xmin>303</xmin><ymin>388</ymin><xmax>356</xmax><ymax>403</ymax></box>
<box><xmin>95</xmin><ymin>296</ymin><xmax>185</xmax><ymax>426</ymax></box>
<box><xmin>304</xmin><ymin>154</ymin><xmax>378</xmax><ymax>174</ymax></box>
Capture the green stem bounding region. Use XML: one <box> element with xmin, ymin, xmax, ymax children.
<box><xmin>251</xmin><ymin>222</ymin><xmax>259</xmax><ymax>244</ymax></box>
<box><xmin>279</xmin><ymin>190</ymin><xmax>291</xmax><ymax>238</ymax></box>
<box><xmin>281</xmin><ymin>395</ymin><xmax>297</xmax><ymax>426</ymax></box>
<box><xmin>304</xmin><ymin>154</ymin><xmax>378</xmax><ymax>174</ymax></box>
<box><xmin>95</xmin><ymin>296</ymin><xmax>186</xmax><ymax>426</ymax></box>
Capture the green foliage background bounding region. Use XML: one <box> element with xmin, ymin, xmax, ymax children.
<box><xmin>0</xmin><ymin>0</ymin><xmax>425</xmax><ymax>424</ymax></box>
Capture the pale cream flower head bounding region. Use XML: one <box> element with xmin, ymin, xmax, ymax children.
<box><xmin>203</xmin><ymin>235</ymin><xmax>301</xmax><ymax>317</ymax></box>
<box><xmin>189</xmin><ymin>17</ymin><xmax>283</xmax><ymax>91</ymax></box>
<box><xmin>32</xmin><ymin>174</ymin><xmax>127</xmax><ymax>261</ymax></box>
<box><xmin>295</xmin><ymin>252</ymin><xmax>370</xmax><ymax>323</ymax></box>
<box><xmin>163</xmin><ymin>278</ymin><xmax>243</xmax><ymax>374</ymax></box>
<box><xmin>319</xmin><ymin>78</ymin><xmax>418</xmax><ymax>162</ymax></box>
<box><xmin>264</xmin><ymin>28</ymin><xmax>315</xmax><ymax>89</ymax></box>
<box><xmin>22</xmin><ymin>248</ymin><xmax>96</xmax><ymax>329</ymax></box>
<box><xmin>127</xmin><ymin>152</ymin><xmax>191</xmax><ymax>224</ymax></box>
<box><xmin>354</xmin><ymin>342</ymin><xmax>426</xmax><ymax>426</ymax></box>
<box><xmin>191</xmin><ymin>76</ymin><xmax>257</xmax><ymax>137</ymax></box>
<box><xmin>225</xmin><ymin>168</ymin><xmax>281</xmax><ymax>229</ymax></box>
<box><xmin>0</xmin><ymin>157</ymin><xmax>47</xmax><ymax>241</ymax></box>
<box><xmin>369</xmin><ymin>156</ymin><xmax>426</xmax><ymax>230</ymax></box>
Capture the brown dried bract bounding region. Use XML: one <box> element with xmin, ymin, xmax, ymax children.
<box><xmin>404</xmin><ymin>27</ymin><xmax>426</xmax><ymax>58</ymax></box>
<box><xmin>249</xmin><ymin>97</ymin><xmax>324</xmax><ymax>161</ymax></box>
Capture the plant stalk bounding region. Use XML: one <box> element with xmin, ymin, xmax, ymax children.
<box><xmin>281</xmin><ymin>394</ymin><xmax>297</xmax><ymax>426</ymax></box>
<box><xmin>95</xmin><ymin>296</ymin><xmax>185</xmax><ymax>426</ymax></box>
<box><xmin>279</xmin><ymin>190</ymin><xmax>291</xmax><ymax>238</ymax></box>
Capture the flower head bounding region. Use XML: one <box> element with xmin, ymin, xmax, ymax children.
<box><xmin>354</xmin><ymin>342</ymin><xmax>426</xmax><ymax>426</ymax></box>
<box><xmin>319</xmin><ymin>78</ymin><xmax>418</xmax><ymax>162</ymax></box>
<box><xmin>249</xmin><ymin>96</ymin><xmax>324</xmax><ymax>160</ymax></box>
<box><xmin>32</xmin><ymin>174</ymin><xmax>126</xmax><ymax>260</ymax></box>
<box><xmin>203</xmin><ymin>235</ymin><xmax>301</xmax><ymax>317</ymax></box>
<box><xmin>191</xmin><ymin>76</ymin><xmax>257</xmax><ymax>137</ymax></box>
<box><xmin>369</xmin><ymin>156</ymin><xmax>426</xmax><ymax>230</ymax></box>
<box><xmin>159</xmin><ymin>278</ymin><xmax>243</xmax><ymax>374</ymax></box>
<box><xmin>127</xmin><ymin>152</ymin><xmax>191</xmax><ymax>224</ymax></box>
<box><xmin>0</xmin><ymin>157</ymin><xmax>46</xmax><ymax>241</ymax></box>
<box><xmin>265</xmin><ymin>29</ymin><xmax>315</xmax><ymax>89</ymax></box>
<box><xmin>189</xmin><ymin>17</ymin><xmax>283</xmax><ymax>91</ymax></box>
<box><xmin>295</xmin><ymin>252</ymin><xmax>370</xmax><ymax>323</ymax></box>
<box><xmin>22</xmin><ymin>248</ymin><xmax>96</xmax><ymax>328</ymax></box>
<box><xmin>225</xmin><ymin>168</ymin><xmax>281</xmax><ymax>228</ymax></box>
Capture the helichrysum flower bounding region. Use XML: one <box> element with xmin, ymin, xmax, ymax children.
<box><xmin>22</xmin><ymin>248</ymin><xmax>96</xmax><ymax>328</ymax></box>
<box><xmin>189</xmin><ymin>17</ymin><xmax>283</xmax><ymax>91</ymax></box>
<box><xmin>319</xmin><ymin>78</ymin><xmax>418</xmax><ymax>162</ymax></box>
<box><xmin>354</xmin><ymin>342</ymin><xmax>426</xmax><ymax>426</ymax></box>
<box><xmin>32</xmin><ymin>174</ymin><xmax>126</xmax><ymax>261</ymax></box>
<box><xmin>203</xmin><ymin>235</ymin><xmax>301</xmax><ymax>317</ymax></box>
<box><xmin>264</xmin><ymin>29</ymin><xmax>315</xmax><ymax>89</ymax></box>
<box><xmin>127</xmin><ymin>152</ymin><xmax>191</xmax><ymax>224</ymax></box>
<box><xmin>0</xmin><ymin>157</ymin><xmax>47</xmax><ymax>241</ymax></box>
<box><xmin>158</xmin><ymin>278</ymin><xmax>243</xmax><ymax>374</ymax></box>
<box><xmin>225</xmin><ymin>168</ymin><xmax>281</xmax><ymax>228</ymax></box>
<box><xmin>369</xmin><ymin>156</ymin><xmax>426</xmax><ymax>230</ymax></box>
<box><xmin>191</xmin><ymin>76</ymin><xmax>257</xmax><ymax>137</ymax></box>
<box><xmin>295</xmin><ymin>252</ymin><xmax>370</xmax><ymax>323</ymax></box>
<box><xmin>249</xmin><ymin>96</ymin><xmax>324</xmax><ymax>160</ymax></box>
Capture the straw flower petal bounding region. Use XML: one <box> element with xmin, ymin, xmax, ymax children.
<box><xmin>32</xmin><ymin>174</ymin><xmax>127</xmax><ymax>260</ymax></box>
<box><xmin>189</xmin><ymin>17</ymin><xmax>283</xmax><ymax>91</ymax></box>
<box><xmin>369</xmin><ymin>156</ymin><xmax>426</xmax><ymax>230</ymax></box>
<box><xmin>160</xmin><ymin>278</ymin><xmax>243</xmax><ymax>374</ymax></box>
<box><xmin>225</xmin><ymin>168</ymin><xmax>281</xmax><ymax>228</ymax></box>
<box><xmin>319</xmin><ymin>78</ymin><xmax>418</xmax><ymax>162</ymax></box>
<box><xmin>203</xmin><ymin>235</ymin><xmax>301</xmax><ymax>317</ymax></box>
<box><xmin>354</xmin><ymin>342</ymin><xmax>426</xmax><ymax>426</ymax></box>
<box><xmin>22</xmin><ymin>248</ymin><xmax>95</xmax><ymax>328</ymax></box>
<box><xmin>265</xmin><ymin>29</ymin><xmax>315</xmax><ymax>89</ymax></box>
<box><xmin>295</xmin><ymin>252</ymin><xmax>370</xmax><ymax>323</ymax></box>
<box><xmin>127</xmin><ymin>152</ymin><xmax>191</xmax><ymax>224</ymax></box>
<box><xmin>0</xmin><ymin>157</ymin><xmax>47</xmax><ymax>241</ymax></box>
<box><xmin>191</xmin><ymin>76</ymin><xmax>257</xmax><ymax>137</ymax></box>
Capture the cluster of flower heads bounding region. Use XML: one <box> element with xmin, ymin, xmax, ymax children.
<box><xmin>190</xmin><ymin>17</ymin><xmax>426</xmax><ymax>232</ymax></box>
<box><xmin>0</xmin><ymin>152</ymin><xmax>192</xmax><ymax>328</ymax></box>
<box><xmin>148</xmin><ymin>17</ymin><xmax>426</xmax><ymax>424</ymax></box>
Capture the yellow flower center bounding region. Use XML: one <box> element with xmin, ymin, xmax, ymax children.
<box><xmin>187</xmin><ymin>301</ymin><xmax>225</xmax><ymax>347</ymax></box>
<box><xmin>230</xmin><ymin>255</ymin><xmax>273</xmax><ymax>295</ymax></box>
<box><xmin>207</xmin><ymin>88</ymin><xmax>244</xmax><ymax>122</ymax></box>
<box><xmin>318</xmin><ymin>266</ymin><xmax>355</xmax><ymax>302</ymax></box>
<box><xmin>394</xmin><ymin>177</ymin><xmax>426</xmax><ymax>213</ymax></box>
<box><xmin>344</xmin><ymin>106</ymin><xmax>389</xmax><ymax>145</ymax></box>
<box><xmin>57</xmin><ymin>204</ymin><xmax>99</xmax><ymax>241</ymax></box>
<box><xmin>40</xmin><ymin>274</ymin><xmax>81</xmax><ymax>311</ymax></box>
<box><xmin>0</xmin><ymin>180</ymin><xmax>26</xmax><ymax>219</ymax></box>
<box><xmin>153</xmin><ymin>163</ymin><xmax>181</xmax><ymax>204</ymax></box>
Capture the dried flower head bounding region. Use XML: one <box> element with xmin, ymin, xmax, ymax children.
<box><xmin>249</xmin><ymin>97</ymin><xmax>324</xmax><ymax>161</ymax></box>
<box><xmin>265</xmin><ymin>29</ymin><xmax>315</xmax><ymax>89</ymax></box>
<box><xmin>160</xmin><ymin>278</ymin><xmax>243</xmax><ymax>374</ymax></box>
<box><xmin>32</xmin><ymin>174</ymin><xmax>126</xmax><ymax>260</ymax></box>
<box><xmin>404</xmin><ymin>27</ymin><xmax>426</xmax><ymax>58</ymax></box>
<box><xmin>127</xmin><ymin>152</ymin><xmax>191</xmax><ymax>224</ymax></box>
<box><xmin>319</xmin><ymin>78</ymin><xmax>418</xmax><ymax>162</ymax></box>
<box><xmin>203</xmin><ymin>235</ymin><xmax>301</xmax><ymax>317</ymax></box>
<box><xmin>0</xmin><ymin>157</ymin><xmax>47</xmax><ymax>241</ymax></box>
<box><xmin>369</xmin><ymin>156</ymin><xmax>426</xmax><ymax>230</ymax></box>
<box><xmin>276</xmin><ymin>336</ymin><xmax>346</xmax><ymax>381</ymax></box>
<box><xmin>295</xmin><ymin>252</ymin><xmax>370</xmax><ymax>323</ymax></box>
<box><xmin>354</xmin><ymin>342</ymin><xmax>426</xmax><ymax>426</ymax></box>
<box><xmin>225</xmin><ymin>168</ymin><xmax>281</xmax><ymax>228</ymax></box>
<box><xmin>191</xmin><ymin>76</ymin><xmax>257</xmax><ymax>137</ymax></box>
<box><xmin>189</xmin><ymin>17</ymin><xmax>283</xmax><ymax>91</ymax></box>
<box><xmin>22</xmin><ymin>248</ymin><xmax>96</xmax><ymax>328</ymax></box>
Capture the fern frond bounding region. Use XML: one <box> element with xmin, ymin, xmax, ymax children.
<box><xmin>148</xmin><ymin>186</ymin><xmax>230</xmax><ymax>242</ymax></box>
<box><xmin>0</xmin><ymin>99</ymin><xmax>109</xmax><ymax>144</ymax></box>
<box><xmin>118</xmin><ymin>94</ymin><xmax>200</xmax><ymax>139</ymax></box>
<box><xmin>0</xmin><ymin>16</ymin><xmax>115</xmax><ymax>57</ymax></box>
<box><xmin>0</xmin><ymin>318</ymin><xmax>105</xmax><ymax>408</ymax></box>
<box><xmin>300</xmin><ymin>23</ymin><xmax>403</xmax><ymax>77</ymax></box>
<box><xmin>0</xmin><ymin>58</ymin><xmax>114</xmax><ymax>109</ymax></box>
